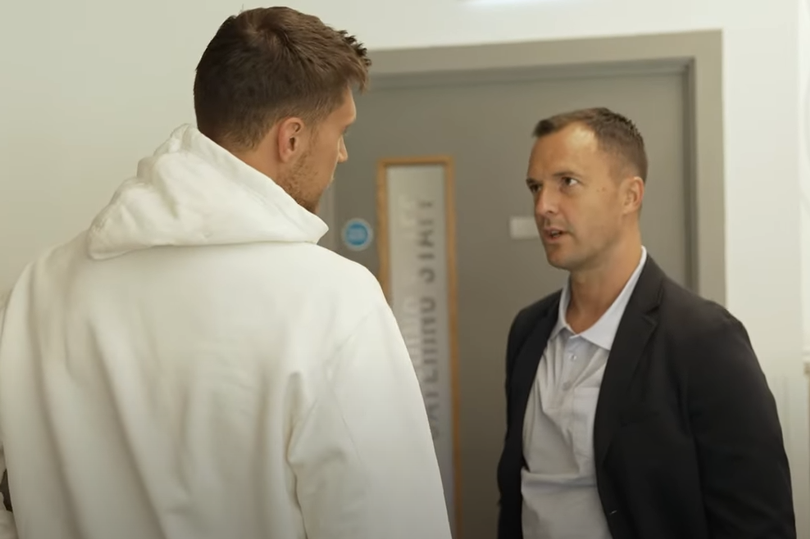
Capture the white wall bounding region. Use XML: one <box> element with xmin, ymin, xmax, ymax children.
<box><xmin>1</xmin><ymin>0</ymin><xmax>808</xmax><ymax>530</ymax></box>
<box><xmin>4</xmin><ymin>1</ymin><xmax>805</xmax><ymax>370</ymax></box>
<box><xmin>801</xmin><ymin>0</ymin><xmax>810</xmax><ymax>364</ymax></box>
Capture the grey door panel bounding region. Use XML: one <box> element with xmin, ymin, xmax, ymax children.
<box><xmin>333</xmin><ymin>71</ymin><xmax>689</xmax><ymax>538</ymax></box>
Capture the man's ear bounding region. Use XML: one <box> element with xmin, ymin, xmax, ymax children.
<box><xmin>622</xmin><ymin>176</ymin><xmax>645</xmax><ymax>214</ymax></box>
<box><xmin>277</xmin><ymin>117</ymin><xmax>305</xmax><ymax>163</ymax></box>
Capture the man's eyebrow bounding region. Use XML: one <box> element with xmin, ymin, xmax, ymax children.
<box><xmin>551</xmin><ymin>170</ymin><xmax>581</xmax><ymax>178</ymax></box>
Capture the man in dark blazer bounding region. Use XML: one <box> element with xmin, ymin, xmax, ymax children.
<box><xmin>496</xmin><ymin>107</ymin><xmax>795</xmax><ymax>539</ymax></box>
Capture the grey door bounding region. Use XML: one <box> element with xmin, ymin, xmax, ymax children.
<box><xmin>332</xmin><ymin>68</ymin><xmax>691</xmax><ymax>538</ymax></box>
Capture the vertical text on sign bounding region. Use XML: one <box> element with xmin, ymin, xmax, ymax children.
<box><xmin>396</xmin><ymin>195</ymin><xmax>443</xmax><ymax>440</ymax></box>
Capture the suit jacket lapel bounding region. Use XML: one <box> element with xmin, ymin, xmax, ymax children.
<box><xmin>510</xmin><ymin>300</ymin><xmax>559</xmax><ymax>440</ymax></box>
<box><xmin>594</xmin><ymin>258</ymin><xmax>664</xmax><ymax>466</ymax></box>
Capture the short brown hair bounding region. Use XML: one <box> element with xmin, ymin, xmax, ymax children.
<box><xmin>193</xmin><ymin>7</ymin><xmax>371</xmax><ymax>150</ymax></box>
<box><xmin>533</xmin><ymin>107</ymin><xmax>648</xmax><ymax>182</ymax></box>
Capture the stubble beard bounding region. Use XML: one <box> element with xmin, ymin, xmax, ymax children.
<box><xmin>279</xmin><ymin>151</ymin><xmax>321</xmax><ymax>214</ymax></box>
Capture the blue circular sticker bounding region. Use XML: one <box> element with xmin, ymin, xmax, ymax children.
<box><xmin>342</xmin><ymin>218</ymin><xmax>373</xmax><ymax>251</ymax></box>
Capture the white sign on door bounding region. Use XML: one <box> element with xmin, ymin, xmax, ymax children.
<box><xmin>377</xmin><ymin>157</ymin><xmax>461</xmax><ymax>537</ymax></box>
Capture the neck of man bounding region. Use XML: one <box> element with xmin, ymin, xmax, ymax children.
<box><xmin>566</xmin><ymin>229</ymin><xmax>643</xmax><ymax>333</ymax></box>
<box><xmin>233</xmin><ymin>146</ymin><xmax>315</xmax><ymax>211</ymax></box>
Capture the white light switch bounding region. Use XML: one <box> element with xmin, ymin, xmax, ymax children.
<box><xmin>509</xmin><ymin>216</ymin><xmax>539</xmax><ymax>239</ymax></box>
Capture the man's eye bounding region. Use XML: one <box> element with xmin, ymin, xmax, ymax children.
<box><xmin>563</xmin><ymin>177</ymin><xmax>578</xmax><ymax>186</ymax></box>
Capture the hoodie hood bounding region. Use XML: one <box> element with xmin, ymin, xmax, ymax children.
<box><xmin>86</xmin><ymin>124</ymin><xmax>328</xmax><ymax>260</ymax></box>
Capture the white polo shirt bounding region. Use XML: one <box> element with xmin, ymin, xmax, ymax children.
<box><xmin>521</xmin><ymin>247</ymin><xmax>647</xmax><ymax>539</ymax></box>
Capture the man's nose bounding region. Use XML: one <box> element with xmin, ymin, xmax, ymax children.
<box><xmin>338</xmin><ymin>137</ymin><xmax>348</xmax><ymax>163</ymax></box>
<box><xmin>535</xmin><ymin>187</ymin><xmax>559</xmax><ymax>216</ymax></box>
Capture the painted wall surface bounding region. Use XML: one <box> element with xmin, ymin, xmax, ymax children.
<box><xmin>1</xmin><ymin>0</ymin><xmax>808</xmax><ymax>530</ymax></box>
<box><xmin>1</xmin><ymin>0</ymin><xmax>805</xmax><ymax>372</ymax></box>
<box><xmin>801</xmin><ymin>0</ymin><xmax>810</xmax><ymax>362</ymax></box>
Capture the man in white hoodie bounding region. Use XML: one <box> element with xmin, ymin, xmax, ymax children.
<box><xmin>0</xmin><ymin>7</ymin><xmax>452</xmax><ymax>539</ymax></box>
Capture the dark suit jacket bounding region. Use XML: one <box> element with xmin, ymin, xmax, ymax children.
<box><xmin>496</xmin><ymin>257</ymin><xmax>795</xmax><ymax>539</ymax></box>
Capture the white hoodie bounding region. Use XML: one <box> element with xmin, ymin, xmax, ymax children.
<box><xmin>0</xmin><ymin>125</ymin><xmax>452</xmax><ymax>539</ymax></box>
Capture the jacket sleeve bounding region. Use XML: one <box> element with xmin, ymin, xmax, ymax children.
<box><xmin>0</xmin><ymin>452</ymin><xmax>16</xmax><ymax>539</ymax></box>
<box><xmin>287</xmin><ymin>299</ymin><xmax>452</xmax><ymax>539</ymax></box>
<box><xmin>0</xmin><ymin>292</ymin><xmax>19</xmax><ymax>539</ymax></box>
<box><xmin>688</xmin><ymin>315</ymin><xmax>796</xmax><ymax>538</ymax></box>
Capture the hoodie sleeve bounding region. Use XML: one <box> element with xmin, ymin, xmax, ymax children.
<box><xmin>287</xmin><ymin>299</ymin><xmax>452</xmax><ymax>539</ymax></box>
<box><xmin>0</xmin><ymin>293</ymin><xmax>19</xmax><ymax>539</ymax></box>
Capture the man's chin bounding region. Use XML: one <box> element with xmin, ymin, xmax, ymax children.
<box><xmin>544</xmin><ymin>250</ymin><xmax>570</xmax><ymax>271</ymax></box>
